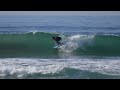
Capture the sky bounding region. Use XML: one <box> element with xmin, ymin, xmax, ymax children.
<box><xmin>0</xmin><ymin>11</ymin><xmax>120</xmax><ymax>16</ymax></box>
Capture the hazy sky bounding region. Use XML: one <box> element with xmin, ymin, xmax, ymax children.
<box><xmin>0</xmin><ymin>11</ymin><xmax>120</xmax><ymax>16</ymax></box>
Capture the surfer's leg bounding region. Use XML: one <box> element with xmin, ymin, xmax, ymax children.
<box><xmin>57</xmin><ymin>41</ymin><xmax>59</xmax><ymax>45</ymax></box>
<box><xmin>57</xmin><ymin>41</ymin><xmax>61</xmax><ymax>46</ymax></box>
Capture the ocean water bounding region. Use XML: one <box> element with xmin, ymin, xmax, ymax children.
<box><xmin>0</xmin><ymin>15</ymin><xmax>120</xmax><ymax>79</ymax></box>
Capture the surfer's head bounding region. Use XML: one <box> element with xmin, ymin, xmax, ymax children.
<box><xmin>52</xmin><ymin>36</ymin><xmax>61</xmax><ymax>41</ymax></box>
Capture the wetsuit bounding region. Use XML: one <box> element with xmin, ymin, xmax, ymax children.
<box><xmin>52</xmin><ymin>36</ymin><xmax>62</xmax><ymax>45</ymax></box>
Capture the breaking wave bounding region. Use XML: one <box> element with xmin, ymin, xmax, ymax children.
<box><xmin>0</xmin><ymin>32</ymin><xmax>120</xmax><ymax>57</ymax></box>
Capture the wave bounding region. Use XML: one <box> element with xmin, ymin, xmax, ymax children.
<box><xmin>0</xmin><ymin>32</ymin><xmax>120</xmax><ymax>57</ymax></box>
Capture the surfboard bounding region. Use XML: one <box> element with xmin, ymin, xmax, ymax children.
<box><xmin>53</xmin><ymin>45</ymin><xmax>60</xmax><ymax>48</ymax></box>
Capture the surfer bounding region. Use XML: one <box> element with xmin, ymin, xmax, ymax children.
<box><xmin>52</xmin><ymin>36</ymin><xmax>62</xmax><ymax>46</ymax></box>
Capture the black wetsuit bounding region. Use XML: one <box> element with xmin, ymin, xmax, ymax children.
<box><xmin>52</xmin><ymin>36</ymin><xmax>62</xmax><ymax>45</ymax></box>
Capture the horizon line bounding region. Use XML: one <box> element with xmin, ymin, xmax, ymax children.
<box><xmin>0</xmin><ymin>11</ymin><xmax>120</xmax><ymax>16</ymax></box>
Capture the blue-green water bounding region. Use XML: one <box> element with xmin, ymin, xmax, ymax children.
<box><xmin>0</xmin><ymin>15</ymin><xmax>120</xmax><ymax>79</ymax></box>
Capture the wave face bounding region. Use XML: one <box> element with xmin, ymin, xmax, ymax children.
<box><xmin>0</xmin><ymin>32</ymin><xmax>120</xmax><ymax>57</ymax></box>
<box><xmin>0</xmin><ymin>32</ymin><xmax>59</xmax><ymax>58</ymax></box>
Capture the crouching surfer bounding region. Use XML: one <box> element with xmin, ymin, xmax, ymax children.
<box><xmin>52</xmin><ymin>36</ymin><xmax>62</xmax><ymax>47</ymax></box>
